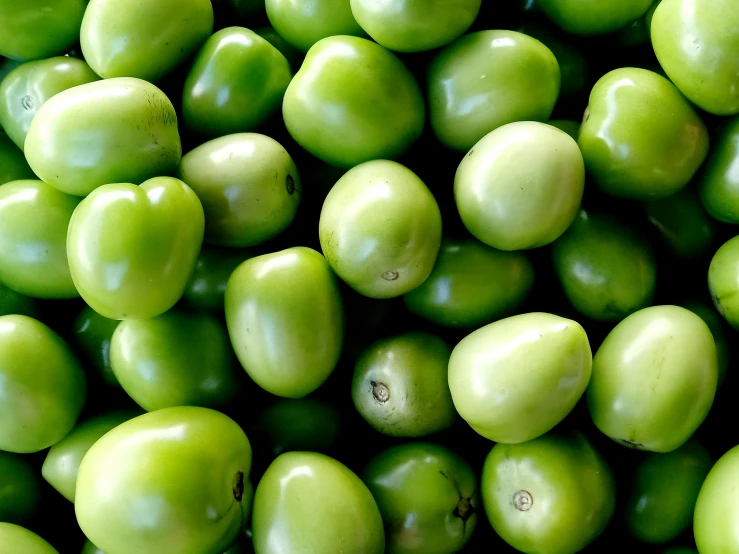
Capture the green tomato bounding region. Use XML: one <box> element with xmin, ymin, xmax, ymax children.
<box><xmin>0</xmin><ymin>131</ymin><xmax>34</xmax><ymax>185</ymax></box>
<box><xmin>362</xmin><ymin>442</ymin><xmax>478</xmax><ymax>554</ymax></box>
<box><xmin>0</xmin><ymin>1</ymin><xmax>86</xmax><ymax>61</ymax></box>
<box><xmin>449</xmin><ymin>312</ymin><xmax>591</xmax><ymax>444</ymax></box>
<box><xmin>552</xmin><ymin>209</ymin><xmax>656</xmax><ymax>321</ymax></box>
<box><xmin>682</xmin><ymin>301</ymin><xmax>730</xmax><ymax>386</ymax></box>
<box><xmin>403</xmin><ymin>237</ymin><xmax>534</xmax><ymax>328</ymax></box>
<box><xmin>0</xmin><ymin>179</ymin><xmax>80</xmax><ymax>299</ymax></box>
<box><xmin>709</xmin><ymin>236</ymin><xmax>739</xmax><ymax>329</ymax></box>
<box><xmin>547</xmin><ymin>119</ymin><xmax>580</xmax><ymax>140</ymax></box>
<box><xmin>81</xmin><ymin>540</ymin><xmax>104</xmax><ymax>554</ymax></box>
<box><xmin>0</xmin><ymin>57</ymin><xmax>100</xmax><ymax>150</ymax></box>
<box><xmin>0</xmin><ymin>282</ymin><xmax>41</xmax><ymax>318</ymax></box>
<box><xmin>81</xmin><ymin>0</ymin><xmax>214</xmax><ymax>82</ymax></box>
<box><xmin>481</xmin><ymin>432</ymin><xmax>615</xmax><ymax>554</ymax></box>
<box><xmin>455</xmin><ymin>121</ymin><xmax>584</xmax><ymax>251</ymax></box>
<box><xmin>578</xmin><ymin>68</ymin><xmax>709</xmax><ymax>200</ymax></box>
<box><xmin>252</xmin><ymin>451</ymin><xmax>384</xmax><ymax>554</ymax></box>
<box><xmin>257</xmin><ymin>398</ymin><xmax>340</xmax><ymax>458</ymax></box>
<box><xmin>0</xmin><ymin>523</ymin><xmax>58</xmax><ymax>554</ymax></box>
<box><xmin>266</xmin><ymin>0</ymin><xmax>364</xmax><ymax>52</ymax></box>
<box><xmin>67</xmin><ymin>177</ymin><xmax>205</xmax><ymax>320</ymax></box>
<box><xmin>282</xmin><ymin>36</ymin><xmax>424</xmax><ymax>168</ymax></box>
<box><xmin>352</xmin><ymin>332</ymin><xmax>457</xmax><ymax>437</ymax></box>
<box><xmin>319</xmin><ymin>160</ymin><xmax>441</xmax><ymax>299</ymax></box>
<box><xmin>225</xmin><ymin>247</ymin><xmax>344</xmax><ymax>398</ymax></box>
<box><xmin>72</xmin><ymin>305</ymin><xmax>121</xmax><ymax>387</ymax></box>
<box><xmin>537</xmin><ymin>0</ymin><xmax>652</xmax><ymax>35</ymax></box>
<box><xmin>183</xmin><ymin>247</ymin><xmax>256</xmax><ymax>312</ymax></box>
<box><xmin>694</xmin><ymin>445</ymin><xmax>739</xmax><ymax>552</ymax></box>
<box><xmin>42</xmin><ymin>411</ymin><xmax>138</xmax><ymax>502</ymax></box>
<box><xmin>183</xmin><ymin>28</ymin><xmax>292</xmax><ymax>138</ymax></box>
<box><xmin>0</xmin><ymin>452</ymin><xmax>41</xmax><ymax>524</ymax></box>
<box><xmin>253</xmin><ymin>27</ymin><xmax>303</xmax><ymax>71</ymax></box>
<box><xmin>587</xmin><ymin>305</ymin><xmax>717</xmax><ymax>452</ymax></box>
<box><xmin>24</xmin><ymin>77</ymin><xmax>182</xmax><ymax>197</ymax></box>
<box><xmin>624</xmin><ymin>439</ymin><xmax>712</xmax><ymax>543</ymax></box>
<box><xmin>0</xmin><ymin>314</ymin><xmax>86</xmax><ymax>453</ymax></box>
<box><xmin>428</xmin><ymin>30</ymin><xmax>560</xmax><ymax>152</ymax></box>
<box><xmin>645</xmin><ymin>188</ymin><xmax>716</xmax><ymax>258</ymax></box>
<box><xmin>350</xmin><ymin>0</ymin><xmax>481</xmax><ymax>53</ymax></box>
<box><xmin>651</xmin><ymin>0</ymin><xmax>739</xmax><ymax>115</ymax></box>
<box><xmin>178</xmin><ymin>133</ymin><xmax>301</xmax><ymax>247</ymax></box>
<box><xmin>697</xmin><ymin>116</ymin><xmax>739</xmax><ymax>222</ymax></box>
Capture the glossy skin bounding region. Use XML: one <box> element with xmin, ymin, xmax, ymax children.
<box><xmin>0</xmin><ymin>315</ymin><xmax>86</xmax><ymax>453</ymax></box>
<box><xmin>645</xmin><ymin>188</ymin><xmax>716</xmax><ymax>258</ymax></box>
<box><xmin>24</xmin><ymin>78</ymin><xmax>182</xmax><ymax>197</ymax></box>
<box><xmin>42</xmin><ymin>411</ymin><xmax>137</xmax><ymax>502</ymax></box>
<box><xmin>0</xmin><ymin>452</ymin><xmax>41</xmax><ymax>524</ymax></box>
<box><xmin>352</xmin><ymin>333</ymin><xmax>457</xmax><ymax>437</ymax></box>
<box><xmin>183</xmin><ymin>247</ymin><xmax>256</xmax><ymax>312</ymax></box>
<box><xmin>694</xmin><ymin>445</ymin><xmax>739</xmax><ymax>552</ymax></box>
<box><xmin>253</xmin><ymin>27</ymin><xmax>303</xmax><ymax>71</ymax></box>
<box><xmin>362</xmin><ymin>443</ymin><xmax>478</xmax><ymax>554</ymax></box>
<box><xmin>403</xmin><ymin>237</ymin><xmax>534</xmax><ymax>328</ymax></box>
<box><xmin>0</xmin><ymin>523</ymin><xmax>59</xmax><ymax>554</ymax></box>
<box><xmin>588</xmin><ymin>306</ymin><xmax>717</xmax><ymax>452</ymax></box>
<box><xmin>0</xmin><ymin>132</ymin><xmax>34</xmax><ymax>185</ymax></box>
<box><xmin>0</xmin><ymin>179</ymin><xmax>80</xmax><ymax>298</ymax></box>
<box><xmin>183</xmin><ymin>28</ymin><xmax>292</xmax><ymax>138</ymax></box>
<box><xmin>624</xmin><ymin>440</ymin><xmax>712</xmax><ymax>543</ymax></box>
<box><xmin>67</xmin><ymin>177</ymin><xmax>205</xmax><ymax>320</ymax></box>
<box><xmin>0</xmin><ymin>282</ymin><xmax>41</xmax><ymax>319</ymax></box>
<box><xmin>283</xmin><ymin>36</ymin><xmax>425</xmax><ymax>168</ymax></box>
<box><xmin>537</xmin><ymin>0</ymin><xmax>652</xmax><ymax>35</ymax></box>
<box><xmin>682</xmin><ymin>301</ymin><xmax>730</xmax><ymax>386</ymax></box>
<box><xmin>481</xmin><ymin>433</ymin><xmax>615</xmax><ymax>554</ymax></box>
<box><xmin>552</xmin><ymin>210</ymin><xmax>656</xmax><ymax>321</ymax></box>
<box><xmin>350</xmin><ymin>0</ymin><xmax>481</xmax><ymax>53</ymax></box>
<box><xmin>578</xmin><ymin>68</ymin><xmax>709</xmax><ymax>200</ymax></box>
<box><xmin>709</xmin><ymin>236</ymin><xmax>739</xmax><ymax>329</ymax></box>
<box><xmin>76</xmin><ymin>407</ymin><xmax>253</xmax><ymax>554</ymax></box>
<box><xmin>449</xmin><ymin>313</ymin><xmax>592</xmax><ymax>444</ymax></box>
<box><xmin>455</xmin><ymin>121</ymin><xmax>584</xmax><ymax>251</ymax></box>
<box><xmin>252</xmin><ymin>452</ymin><xmax>384</xmax><ymax>554</ymax></box>
<box><xmin>0</xmin><ymin>57</ymin><xmax>100</xmax><ymax>150</ymax></box>
<box><xmin>0</xmin><ymin>0</ymin><xmax>86</xmax><ymax>60</ymax></box>
<box><xmin>319</xmin><ymin>160</ymin><xmax>441</xmax><ymax>298</ymax></box>
<box><xmin>72</xmin><ymin>306</ymin><xmax>121</xmax><ymax>387</ymax></box>
<box><xmin>225</xmin><ymin>247</ymin><xmax>344</xmax><ymax>398</ymax></box>
<box><xmin>652</xmin><ymin>0</ymin><xmax>739</xmax><ymax>115</ymax></box>
<box><xmin>81</xmin><ymin>0</ymin><xmax>214</xmax><ymax>82</ymax></box>
<box><xmin>428</xmin><ymin>30</ymin><xmax>560</xmax><ymax>152</ymax></box>
<box><xmin>697</xmin><ymin>116</ymin><xmax>739</xmax><ymax>222</ymax></box>
<box><xmin>178</xmin><ymin>134</ymin><xmax>301</xmax><ymax>247</ymax></box>
<box><xmin>257</xmin><ymin>398</ymin><xmax>340</xmax><ymax>458</ymax></box>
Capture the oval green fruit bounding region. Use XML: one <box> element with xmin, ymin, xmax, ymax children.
<box><xmin>708</xmin><ymin>235</ymin><xmax>739</xmax><ymax>329</ymax></box>
<box><xmin>72</xmin><ymin>305</ymin><xmax>121</xmax><ymax>387</ymax></box>
<box><xmin>183</xmin><ymin>247</ymin><xmax>256</xmax><ymax>312</ymax></box>
<box><xmin>0</xmin><ymin>451</ymin><xmax>41</xmax><ymax>524</ymax></box>
<box><xmin>694</xmin><ymin>445</ymin><xmax>739</xmax><ymax>553</ymax></box>
<box><xmin>537</xmin><ymin>0</ymin><xmax>652</xmax><ymax>35</ymax></box>
<box><xmin>0</xmin><ymin>523</ymin><xmax>58</xmax><ymax>554</ymax></box>
<box><xmin>0</xmin><ymin>132</ymin><xmax>34</xmax><ymax>185</ymax></box>
<box><xmin>682</xmin><ymin>301</ymin><xmax>730</xmax><ymax>386</ymax></box>
<box><xmin>697</xmin><ymin>116</ymin><xmax>739</xmax><ymax>223</ymax></box>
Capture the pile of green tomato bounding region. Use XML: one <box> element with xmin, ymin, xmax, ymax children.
<box><xmin>1</xmin><ymin>0</ymin><xmax>739</xmax><ymax>553</ymax></box>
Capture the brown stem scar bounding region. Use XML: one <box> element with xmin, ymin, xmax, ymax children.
<box><xmin>513</xmin><ymin>490</ymin><xmax>533</xmax><ymax>511</ymax></box>
<box><xmin>233</xmin><ymin>471</ymin><xmax>244</xmax><ymax>501</ymax></box>
<box><xmin>371</xmin><ymin>381</ymin><xmax>390</xmax><ymax>403</ymax></box>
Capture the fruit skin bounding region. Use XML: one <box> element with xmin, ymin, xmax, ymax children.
<box><xmin>0</xmin><ymin>179</ymin><xmax>81</xmax><ymax>299</ymax></box>
<box><xmin>481</xmin><ymin>432</ymin><xmax>616</xmax><ymax>554</ymax></box>
<box><xmin>537</xmin><ymin>0</ymin><xmax>653</xmax><ymax>35</ymax></box>
<box><xmin>651</xmin><ymin>0</ymin><xmax>739</xmax><ymax>115</ymax></box>
<box><xmin>0</xmin><ymin>132</ymin><xmax>34</xmax><ymax>185</ymax></box>
<box><xmin>257</xmin><ymin>398</ymin><xmax>340</xmax><ymax>458</ymax></box>
<box><xmin>183</xmin><ymin>247</ymin><xmax>256</xmax><ymax>312</ymax></box>
<box><xmin>76</xmin><ymin>407</ymin><xmax>253</xmax><ymax>554</ymax></box>
<box><xmin>682</xmin><ymin>301</ymin><xmax>730</xmax><ymax>386</ymax></box>
<box><xmin>697</xmin><ymin>116</ymin><xmax>739</xmax><ymax>222</ymax></box>
<box><xmin>182</xmin><ymin>28</ymin><xmax>293</xmax><ymax>138</ymax></box>
<box><xmin>428</xmin><ymin>30</ymin><xmax>560</xmax><ymax>152</ymax></box>
<box><xmin>67</xmin><ymin>177</ymin><xmax>205</xmax><ymax>321</ymax></box>
<box><xmin>0</xmin><ymin>523</ymin><xmax>59</xmax><ymax>554</ymax></box>
<box><xmin>448</xmin><ymin>312</ymin><xmax>592</xmax><ymax>444</ymax></box>
<box><xmin>351</xmin><ymin>332</ymin><xmax>457</xmax><ymax>437</ymax></box>
<box><xmin>694</xmin><ymin>445</ymin><xmax>739</xmax><ymax>553</ymax></box>
<box><xmin>0</xmin><ymin>314</ymin><xmax>86</xmax><ymax>453</ymax></box>
<box><xmin>282</xmin><ymin>36</ymin><xmax>425</xmax><ymax>168</ymax></box>
<box><xmin>177</xmin><ymin>133</ymin><xmax>301</xmax><ymax>247</ymax></box>
<box><xmin>225</xmin><ymin>247</ymin><xmax>344</xmax><ymax>398</ymax></box>
<box><xmin>81</xmin><ymin>540</ymin><xmax>105</xmax><ymax>554</ymax></box>
<box><xmin>0</xmin><ymin>57</ymin><xmax>100</xmax><ymax>150</ymax></box>
<box><xmin>319</xmin><ymin>160</ymin><xmax>441</xmax><ymax>299</ymax></box>
<box><xmin>72</xmin><ymin>305</ymin><xmax>121</xmax><ymax>387</ymax></box>
<box><xmin>0</xmin><ymin>282</ymin><xmax>41</xmax><ymax>319</ymax></box>
<box><xmin>578</xmin><ymin>68</ymin><xmax>709</xmax><ymax>200</ymax></box>
<box><xmin>587</xmin><ymin>305</ymin><xmax>717</xmax><ymax>452</ymax></box>
<box><xmin>552</xmin><ymin>210</ymin><xmax>656</xmax><ymax>321</ymax></box>
<box><xmin>350</xmin><ymin>0</ymin><xmax>481</xmax><ymax>53</ymax></box>
<box><xmin>403</xmin><ymin>237</ymin><xmax>534</xmax><ymax>328</ymax></box>
<box><xmin>81</xmin><ymin>0</ymin><xmax>214</xmax><ymax>82</ymax></box>
<box><xmin>454</xmin><ymin>121</ymin><xmax>584</xmax><ymax>251</ymax></box>
<box><xmin>0</xmin><ymin>452</ymin><xmax>41</xmax><ymax>524</ymax></box>
<box><xmin>253</xmin><ymin>26</ymin><xmax>303</xmax><ymax>71</ymax></box>
<box><xmin>708</xmin><ymin>235</ymin><xmax>739</xmax><ymax>329</ymax></box>
<box><xmin>24</xmin><ymin>77</ymin><xmax>182</xmax><ymax>197</ymax></box>
<box><xmin>363</xmin><ymin>442</ymin><xmax>478</xmax><ymax>554</ymax></box>
<box><xmin>252</xmin><ymin>451</ymin><xmax>384</xmax><ymax>554</ymax></box>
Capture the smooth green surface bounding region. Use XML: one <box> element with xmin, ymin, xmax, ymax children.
<box><xmin>449</xmin><ymin>312</ymin><xmax>592</xmax><ymax>444</ymax></box>
<box><xmin>183</xmin><ymin>247</ymin><xmax>256</xmax><ymax>312</ymax></box>
<box><xmin>587</xmin><ymin>306</ymin><xmax>717</xmax><ymax>452</ymax></box>
<box><xmin>72</xmin><ymin>305</ymin><xmax>121</xmax><ymax>387</ymax></box>
<box><xmin>537</xmin><ymin>0</ymin><xmax>652</xmax><ymax>35</ymax></box>
<box><xmin>0</xmin><ymin>132</ymin><xmax>34</xmax><ymax>185</ymax></box>
<box><xmin>428</xmin><ymin>30</ymin><xmax>560</xmax><ymax>152</ymax></box>
<box><xmin>81</xmin><ymin>540</ymin><xmax>105</xmax><ymax>554</ymax></box>
<box><xmin>0</xmin><ymin>523</ymin><xmax>58</xmax><ymax>554</ymax></box>
<box><xmin>257</xmin><ymin>398</ymin><xmax>340</xmax><ymax>458</ymax></box>
<box><xmin>0</xmin><ymin>282</ymin><xmax>41</xmax><ymax>318</ymax></box>
<box><xmin>697</xmin><ymin>116</ymin><xmax>739</xmax><ymax>222</ymax></box>
<box><xmin>645</xmin><ymin>188</ymin><xmax>716</xmax><ymax>258</ymax></box>
<box><xmin>682</xmin><ymin>301</ymin><xmax>730</xmax><ymax>386</ymax></box>
<box><xmin>695</xmin><ymin>445</ymin><xmax>739</xmax><ymax>553</ymax></box>
<box><xmin>708</xmin><ymin>235</ymin><xmax>739</xmax><ymax>329</ymax></box>
<box><xmin>253</xmin><ymin>26</ymin><xmax>303</xmax><ymax>71</ymax></box>
<box><xmin>0</xmin><ymin>452</ymin><xmax>41</xmax><ymax>524</ymax></box>
<box><xmin>455</xmin><ymin>121</ymin><xmax>584</xmax><ymax>251</ymax></box>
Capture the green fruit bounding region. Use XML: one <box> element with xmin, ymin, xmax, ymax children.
<box><xmin>225</xmin><ymin>247</ymin><xmax>344</xmax><ymax>398</ymax></box>
<box><xmin>72</xmin><ymin>305</ymin><xmax>121</xmax><ymax>387</ymax></box>
<box><xmin>252</xmin><ymin>451</ymin><xmax>384</xmax><ymax>554</ymax></box>
<box><xmin>76</xmin><ymin>407</ymin><xmax>253</xmax><ymax>554</ymax></box>
<box><xmin>352</xmin><ymin>332</ymin><xmax>457</xmax><ymax>437</ymax></box>
<box><xmin>578</xmin><ymin>68</ymin><xmax>709</xmax><ymax>200</ymax></box>
<box><xmin>697</xmin><ymin>116</ymin><xmax>739</xmax><ymax>222</ymax></box>
<box><xmin>645</xmin><ymin>188</ymin><xmax>716</xmax><ymax>258</ymax></box>
<box><xmin>319</xmin><ymin>160</ymin><xmax>442</xmax><ymax>299</ymax></box>
<box><xmin>448</xmin><ymin>312</ymin><xmax>592</xmax><ymax>444</ymax></box>
<box><xmin>0</xmin><ymin>314</ymin><xmax>86</xmax><ymax>453</ymax></box>
<box><xmin>694</xmin><ymin>445</ymin><xmax>739</xmax><ymax>552</ymax></box>
<box><xmin>363</xmin><ymin>442</ymin><xmax>478</xmax><ymax>554</ymax></box>
<box><xmin>681</xmin><ymin>301</ymin><xmax>730</xmax><ymax>386</ymax></box>
<box><xmin>708</xmin><ymin>235</ymin><xmax>739</xmax><ymax>329</ymax></box>
<box><xmin>81</xmin><ymin>540</ymin><xmax>104</xmax><ymax>554</ymax></box>
<box><xmin>257</xmin><ymin>398</ymin><xmax>340</xmax><ymax>458</ymax></box>
<box><xmin>253</xmin><ymin>27</ymin><xmax>303</xmax><ymax>71</ymax></box>
<box><xmin>0</xmin><ymin>131</ymin><xmax>34</xmax><ymax>185</ymax></box>
<box><xmin>0</xmin><ymin>523</ymin><xmax>58</xmax><ymax>554</ymax></box>
<box><xmin>537</xmin><ymin>0</ymin><xmax>653</xmax><ymax>35</ymax></box>
<box><xmin>455</xmin><ymin>121</ymin><xmax>584</xmax><ymax>251</ymax></box>
<box><xmin>587</xmin><ymin>305</ymin><xmax>717</xmax><ymax>452</ymax></box>
<box><xmin>183</xmin><ymin>247</ymin><xmax>256</xmax><ymax>312</ymax></box>
<box><xmin>0</xmin><ymin>282</ymin><xmax>41</xmax><ymax>319</ymax></box>
<box><xmin>0</xmin><ymin>452</ymin><xmax>41</xmax><ymax>523</ymax></box>
<box><xmin>428</xmin><ymin>30</ymin><xmax>560</xmax><ymax>152</ymax></box>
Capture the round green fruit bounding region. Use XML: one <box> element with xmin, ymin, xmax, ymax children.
<box><xmin>697</xmin><ymin>115</ymin><xmax>739</xmax><ymax>223</ymax></box>
<box><xmin>694</xmin><ymin>445</ymin><xmax>739</xmax><ymax>553</ymax></box>
<box><xmin>537</xmin><ymin>0</ymin><xmax>652</xmax><ymax>35</ymax></box>
<box><xmin>708</xmin><ymin>235</ymin><xmax>739</xmax><ymax>329</ymax></box>
<box><xmin>682</xmin><ymin>301</ymin><xmax>730</xmax><ymax>386</ymax></box>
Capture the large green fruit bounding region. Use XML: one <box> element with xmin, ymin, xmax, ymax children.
<box><xmin>708</xmin><ymin>235</ymin><xmax>739</xmax><ymax>329</ymax></box>
<box><xmin>694</xmin><ymin>445</ymin><xmax>739</xmax><ymax>553</ymax></box>
<box><xmin>697</xmin><ymin>116</ymin><xmax>739</xmax><ymax>222</ymax></box>
<box><xmin>0</xmin><ymin>523</ymin><xmax>58</xmax><ymax>554</ymax></box>
<box><xmin>537</xmin><ymin>0</ymin><xmax>653</xmax><ymax>35</ymax></box>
